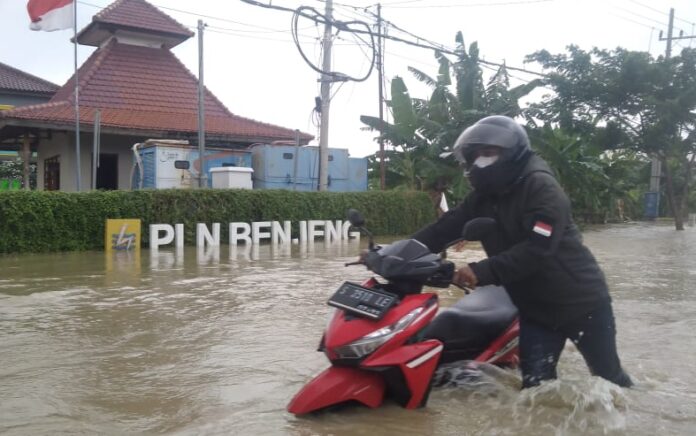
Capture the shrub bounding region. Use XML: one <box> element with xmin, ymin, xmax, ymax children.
<box><xmin>0</xmin><ymin>189</ymin><xmax>436</xmax><ymax>253</ymax></box>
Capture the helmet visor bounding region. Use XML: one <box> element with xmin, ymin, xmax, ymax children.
<box><xmin>453</xmin><ymin>123</ymin><xmax>518</xmax><ymax>163</ymax></box>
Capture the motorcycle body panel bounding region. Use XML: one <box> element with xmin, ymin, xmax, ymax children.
<box><xmin>474</xmin><ymin>319</ymin><xmax>520</xmax><ymax>366</ymax></box>
<box><xmin>323</xmin><ymin>292</ymin><xmax>437</xmax><ymax>359</ymax></box>
<box><xmin>287</xmin><ymin>366</ymin><xmax>385</xmax><ymax>414</ymax></box>
<box><xmin>363</xmin><ymin>339</ymin><xmax>443</xmax><ymax>408</ymax></box>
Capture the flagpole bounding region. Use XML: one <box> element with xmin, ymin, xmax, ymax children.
<box><xmin>73</xmin><ymin>0</ymin><xmax>81</xmax><ymax>191</ymax></box>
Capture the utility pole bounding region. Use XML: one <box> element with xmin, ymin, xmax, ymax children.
<box><xmin>92</xmin><ymin>110</ymin><xmax>101</xmax><ymax>190</ymax></box>
<box><xmin>649</xmin><ymin>8</ymin><xmax>696</xmax><ymax>219</ymax></box>
<box><xmin>645</xmin><ymin>8</ymin><xmax>675</xmax><ymax>218</ymax></box>
<box><xmin>197</xmin><ymin>19</ymin><xmax>208</xmax><ymax>188</ymax></box>
<box><xmin>318</xmin><ymin>0</ymin><xmax>333</xmax><ymax>191</ymax></box>
<box><xmin>377</xmin><ymin>3</ymin><xmax>386</xmax><ymax>190</ymax></box>
<box><xmin>73</xmin><ymin>1</ymin><xmax>81</xmax><ymax>192</ymax></box>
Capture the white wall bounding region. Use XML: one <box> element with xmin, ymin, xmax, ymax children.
<box><xmin>36</xmin><ymin>132</ymin><xmax>138</xmax><ymax>192</ymax></box>
<box><xmin>36</xmin><ymin>132</ymin><xmax>70</xmax><ymax>191</ymax></box>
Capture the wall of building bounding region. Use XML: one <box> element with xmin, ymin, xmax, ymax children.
<box><xmin>36</xmin><ymin>132</ymin><xmax>140</xmax><ymax>192</ymax></box>
<box><xmin>0</xmin><ymin>93</ymin><xmax>52</xmax><ymax>108</ymax></box>
<box><xmin>36</xmin><ymin>132</ymin><xmax>70</xmax><ymax>191</ymax></box>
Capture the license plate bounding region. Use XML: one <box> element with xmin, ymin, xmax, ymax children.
<box><xmin>328</xmin><ymin>282</ymin><xmax>398</xmax><ymax>320</ymax></box>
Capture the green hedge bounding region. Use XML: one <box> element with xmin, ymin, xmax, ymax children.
<box><xmin>0</xmin><ymin>189</ymin><xmax>436</xmax><ymax>253</ymax></box>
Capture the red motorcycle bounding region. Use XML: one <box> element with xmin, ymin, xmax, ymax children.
<box><xmin>288</xmin><ymin>211</ymin><xmax>519</xmax><ymax>415</ymax></box>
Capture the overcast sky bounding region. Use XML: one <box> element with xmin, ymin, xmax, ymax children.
<box><xmin>2</xmin><ymin>0</ymin><xmax>696</xmax><ymax>157</ymax></box>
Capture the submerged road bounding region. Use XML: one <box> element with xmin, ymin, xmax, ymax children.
<box><xmin>1</xmin><ymin>223</ymin><xmax>695</xmax><ymax>435</ymax></box>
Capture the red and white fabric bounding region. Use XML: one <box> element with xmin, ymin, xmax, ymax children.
<box><xmin>27</xmin><ymin>0</ymin><xmax>74</xmax><ymax>32</ymax></box>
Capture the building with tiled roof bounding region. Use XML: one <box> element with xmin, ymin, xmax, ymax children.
<box><xmin>0</xmin><ymin>0</ymin><xmax>312</xmax><ymax>191</ymax></box>
<box><xmin>0</xmin><ymin>61</ymin><xmax>58</xmax><ymax>109</ymax></box>
<box><xmin>0</xmin><ymin>62</ymin><xmax>58</xmax><ymax>166</ymax></box>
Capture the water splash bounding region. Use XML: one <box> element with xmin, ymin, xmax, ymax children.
<box><xmin>513</xmin><ymin>377</ymin><xmax>628</xmax><ymax>435</ymax></box>
<box><xmin>433</xmin><ymin>360</ymin><xmax>522</xmax><ymax>392</ymax></box>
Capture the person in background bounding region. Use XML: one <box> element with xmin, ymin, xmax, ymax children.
<box><xmin>412</xmin><ymin>115</ymin><xmax>632</xmax><ymax>388</ymax></box>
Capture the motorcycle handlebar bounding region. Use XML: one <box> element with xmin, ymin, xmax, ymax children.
<box><xmin>344</xmin><ymin>260</ymin><xmax>364</xmax><ymax>267</ymax></box>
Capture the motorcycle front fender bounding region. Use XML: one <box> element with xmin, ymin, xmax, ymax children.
<box><xmin>287</xmin><ymin>366</ymin><xmax>385</xmax><ymax>415</ymax></box>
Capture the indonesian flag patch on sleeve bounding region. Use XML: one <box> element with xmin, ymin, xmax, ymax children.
<box><xmin>532</xmin><ymin>220</ymin><xmax>553</xmax><ymax>237</ymax></box>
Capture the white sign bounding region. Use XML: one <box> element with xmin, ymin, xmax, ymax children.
<box><xmin>149</xmin><ymin>220</ymin><xmax>359</xmax><ymax>250</ymax></box>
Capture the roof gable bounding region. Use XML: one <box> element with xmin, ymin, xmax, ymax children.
<box><xmin>77</xmin><ymin>0</ymin><xmax>193</xmax><ymax>48</ymax></box>
<box><xmin>0</xmin><ymin>62</ymin><xmax>59</xmax><ymax>95</ymax></box>
<box><xmin>50</xmin><ymin>40</ymin><xmax>232</xmax><ymax>116</ymax></box>
<box><xmin>2</xmin><ymin>40</ymin><xmax>311</xmax><ymax>143</ymax></box>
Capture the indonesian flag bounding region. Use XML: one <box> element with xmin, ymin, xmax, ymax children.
<box><xmin>27</xmin><ymin>0</ymin><xmax>74</xmax><ymax>32</ymax></box>
<box><xmin>532</xmin><ymin>221</ymin><xmax>553</xmax><ymax>237</ymax></box>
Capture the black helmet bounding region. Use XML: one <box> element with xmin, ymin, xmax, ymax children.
<box><xmin>451</xmin><ymin>115</ymin><xmax>532</xmax><ymax>194</ymax></box>
<box><xmin>452</xmin><ymin>115</ymin><xmax>530</xmax><ymax>165</ymax></box>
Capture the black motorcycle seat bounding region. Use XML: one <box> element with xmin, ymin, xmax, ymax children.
<box><xmin>422</xmin><ymin>285</ymin><xmax>518</xmax><ymax>363</ymax></box>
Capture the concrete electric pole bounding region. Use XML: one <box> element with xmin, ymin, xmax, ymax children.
<box><xmin>318</xmin><ymin>0</ymin><xmax>333</xmax><ymax>191</ymax></box>
<box><xmin>377</xmin><ymin>3</ymin><xmax>386</xmax><ymax>190</ymax></box>
<box><xmin>198</xmin><ymin>19</ymin><xmax>208</xmax><ymax>188</ymax></box>
<box><xmin>649</xmin><ymin>8</ymin><xmax>696</xmax><ymax>219</ymax></box>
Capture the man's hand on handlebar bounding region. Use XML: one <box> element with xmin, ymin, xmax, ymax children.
<box><xmin>452</xmin><ymin>264</ymin><xmax>478</xmax><ymax>292</ymax></box>
<box><xmin>344</xmin><ymin>249</ymin><xmax>369</xmax><ymax>267</ymax></box>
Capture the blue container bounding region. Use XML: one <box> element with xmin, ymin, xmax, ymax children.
<box><xmin>132</xmin><ymin>141</ymin><xmax>252</xmax><ymax>189</ymax></box>
<box><xmin>348</xmin><ymin>157</ymin><xmax>368</xmax><ymax>191</ymax></box>
<box><xmin>643</xmin><ymin>191</ymin><xmax>660</xmax><ymax>219</ymax></box>
<box><xmin>250</xmin><ymin>144</ymin><xmax>367</xmax><ymax>192</ymax></box>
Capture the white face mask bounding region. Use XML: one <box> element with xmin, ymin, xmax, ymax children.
<box><xmin>472</xmin><ymin>155</ymin><xmax>499</xmax><ymax>168</ymax></box>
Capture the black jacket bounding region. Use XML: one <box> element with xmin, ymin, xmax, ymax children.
<box><xmin>413</xmin><ymin>155</ymin><xmax>610</xmax><ymax>328</ymax></box>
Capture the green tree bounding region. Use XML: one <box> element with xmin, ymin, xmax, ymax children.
<box><xmin>528</xmin><ymin>125</ymin><xmax>648</xmax><ymax>222</ymax></box>
<box><xmin>527</xmin><ymin>46</ymin><xmax>696</xmax><ymax>230</ymax></box>
<box><xmin>361</xmin><ymin>33</ymin><xmax>540</xmax><ymax>202</ymax></box>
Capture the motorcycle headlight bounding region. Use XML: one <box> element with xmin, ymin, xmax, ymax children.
<box><xmin>333</xmin><ymin>307</ymin><xmax>424</xmax><ymax>359</ymax></box>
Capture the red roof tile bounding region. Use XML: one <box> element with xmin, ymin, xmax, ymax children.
<box><xmin>0</xmin><ymin>62</ymin><xmax>59</xmax><ymax>95</ymax></box>
<box><xmin>1</xmin><ymin>40</ymin><xmax>312</xmax><ymax>143</ymax></box>
<box><xmin>93</xmin><ymin>0</ymin><xmax>192</xmax><ymax>38</ymax></box>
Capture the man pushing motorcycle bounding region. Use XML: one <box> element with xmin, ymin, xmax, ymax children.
<box><xmin>412</xmin><ymin>115</ymin><xmax>633</xmax><ymax>388</ymax></box>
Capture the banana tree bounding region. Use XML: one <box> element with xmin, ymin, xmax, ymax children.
<box><xmin>361</xmin><ymin>32</ymin><xmax>541</xmax><ymax>201</ymax></box>
<box><xmin>529</xmin><ymin>125</ymin><xmax>648</xmax><ymax>223</ymax></box>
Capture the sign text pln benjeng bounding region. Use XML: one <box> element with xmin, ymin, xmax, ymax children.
<box><xmin>149</xmin><ymin>220</ymin><xmax>360</xmax><ymax>250</ymax></box>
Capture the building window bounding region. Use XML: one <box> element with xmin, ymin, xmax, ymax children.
<box><xmin>44</xmin><ymin>155</ymin><xmax>60</xmax><ymax>191</ymax></box>
<box><xmin>283</xmin><ymin>153</ymin><xmax>294</xmax><ymax>160</ymax></box>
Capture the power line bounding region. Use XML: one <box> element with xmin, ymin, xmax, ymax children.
<box><xmin>609</xmin><ymin>4</ymin><xmax>667</xmax><ymax>28</ymax></box>
<box><xmin>78</xmin><ymin>0</ymin><xmax>311</xmax><ymax>35</ymax></box>
<box><xmin>626</xmin><ymin>0</ymin><xmax>696</xmax><ymax>27</ymax></box>
<box><xmin>380</xmin><ymin>0</ymin><xmax>428</xmax><ymax>5</ymax></box>
<box><xmin>359</xmin><ymin>8</ymin><xmax>451</xmax><ymax>53</ymax></box>
<box><xmin>240</xmin><ymin>0</ymin><xmax>547</xmax><ymax>77</ymax></box>
<box><xmin>205</xmin><ymin>23</ymin><xmax>317</xmax><ymax>35</ymax></box>
<box><xmin>205</xmin><ymin>26</ymin><xmax>316</xmax><ymax>43</ymax></box>
<box><xmin>383</xmin><ymin>49</ymin><xmax>440</xmax><ymax>68</ymax></box>
<box><xmin>609</xmin><ymin>12</ymin><xmax>656</xmax><ymax>31</ymax></box>
<box><xmin>383</xmin><ymin>0</ymin><xmax>555</xmax><ymax>9</ymax></box>
<box><xmin>291</xmin><ymin>5</ymin><xmax>376</xmax><ymax>82</ymax></box>
<box><xmin>83</xmin><ymin>0</ymin><xmax>544</xmax><ymax>79</ymax></box>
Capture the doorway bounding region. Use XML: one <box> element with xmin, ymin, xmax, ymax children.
<box><xmin>95</xmin><ymin>153</ymin><xmax>118</xmax><ymax>190</ymax></box>
<box><xmin>44</xmin><ymin>155</ymin><xmax>60</xmax><ymax>191</ymax></box>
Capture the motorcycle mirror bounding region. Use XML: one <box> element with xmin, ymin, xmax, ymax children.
<box><xmin>347</xmin><ymin>209</ymin><xmax>365</xmax><ymax>228</ymax></box>
<box><xmin>346</xmin><ymin>208</ymin><xmax>375</xmax><ymax>250</ymax></box>
<box><xmin>462</xmin><ymin>217</ymin><xmax>498</xmax><ymax>241</ymax></box>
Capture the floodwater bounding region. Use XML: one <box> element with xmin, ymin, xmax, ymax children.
<box><xmin>1</xmin><ymin>223</ymin><xmax>695</xmax><ymax>435</ymax></box>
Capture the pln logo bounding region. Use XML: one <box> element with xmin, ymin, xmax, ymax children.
<box><xmin>105</xmin><ymin>219</ymin><xmax>141</xmax><ymax>252</ymax></box>
<box><xmin>112</xmin><ymin>224</ymin><xmax>136</xmax><ymax>250</ymax></box>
